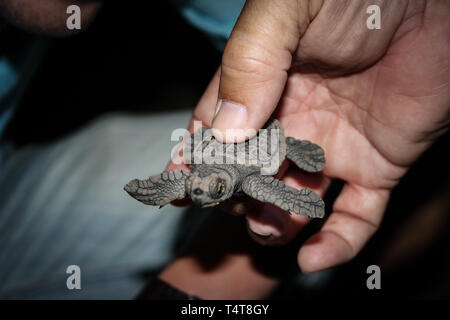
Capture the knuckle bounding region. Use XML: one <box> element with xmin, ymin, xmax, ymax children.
<box><xmin>222</xmin><ymin>36</ymin><xmax>284</xmax><ymax>77</ymax></box>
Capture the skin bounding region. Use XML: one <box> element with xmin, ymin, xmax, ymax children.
<box><xmin>165</xmin><ymin>0</ymin><xmax>450</xmax><ymax>298</ymax></box>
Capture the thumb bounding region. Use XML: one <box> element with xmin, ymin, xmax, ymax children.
<box><xmin>212</xmin><ymin>0</ymin><xmax>306</xmax><ymax>142</ymax></box>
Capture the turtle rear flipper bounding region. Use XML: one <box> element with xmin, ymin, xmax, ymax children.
<box><xmin>124</xmin><ymin>170</ymin><xmax>189</xmax><ymax>206</ymax></box>
<box><xmin>241</xmin><ymin>175</ymin><xmax>324</xmax><ymax>218</ymax></box>
<box><xmin>286</xmin><ymin>137</ymin><xmax>325</xmax><ymax>172</ymax></box>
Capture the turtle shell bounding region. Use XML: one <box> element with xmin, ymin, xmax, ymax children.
<box><xmin>184</xmin><ymin>119</ymin><xmax>286</xmax><ymax>175</ymax></box>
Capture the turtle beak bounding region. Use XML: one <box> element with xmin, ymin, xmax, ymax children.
<box><xmin>200</xmin><ymin>202</ymin><xmax>220</xmax><ymax>208</ymax></box>
<box><xmin>192</xmin><ymin>197</ymin><xmax>202</xmax><ymax>206</ymax></box>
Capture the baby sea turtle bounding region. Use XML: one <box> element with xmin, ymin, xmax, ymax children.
<box><xmin>124</xmin><ymin>119</ymin><xmax>326</xmax><ymax>218</ymax></box>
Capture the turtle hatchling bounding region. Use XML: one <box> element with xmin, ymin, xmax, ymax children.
<box><xmin>124</xmin><ymin>119</ymin><xmax>326</xmax><ymax>218</ymax></box>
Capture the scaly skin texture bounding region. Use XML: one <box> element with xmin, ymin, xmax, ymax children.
<box><xmin>124</xmin><ymin>170</ymin><xmax>189</xmax><ymax>206</ymax></box>
<box><xmin>286</xmin><ymin>137</ymin><xmax>325</xmax><ymax>172</ymax></box>
<box><xmin>241</xmin><ymin>175</ymin><xmax>324</xmax><ymax>218</ymax></box>
<box><xmin>124</xmin><ymin>120</ymin><xmax>326</xmax><ymax>218</ymax></box>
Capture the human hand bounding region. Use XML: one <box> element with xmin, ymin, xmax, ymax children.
<box><xmin>168</xmin><ymin>0</ymin><xmax>450</xmax><ymax>273</ymax></box>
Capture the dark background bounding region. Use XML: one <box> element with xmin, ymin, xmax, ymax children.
<box><xmin>4</xmin><ymin>1</ymin><xmax>221</xmax><ymax>146</ymax></box>
<box><xmin>4</xmin><ymin>1</ymin><xmax>450</xmax><ymax>299</ymax></box>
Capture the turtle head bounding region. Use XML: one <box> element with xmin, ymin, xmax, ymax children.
<box><xmin>186</xmin><ymin>167</ymin><xmax>233</xmax><ymax>207</ymax></box>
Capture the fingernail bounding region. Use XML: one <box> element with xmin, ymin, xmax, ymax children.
<box><xmin>212</xmin><ymin>100</ymin><xmax>248</xmax><ymax>131</ymax></box>
<box><xmin>213</xmin><ymin>99</ymin><xmax>223</xmax><ymax>118</ymax></box>
<box><xmin>247</xmin><ymin>206</ymin><xmax>286</xmax><ymax>238</ymax></box>
<box><xmin>247</xmin><ymin>227</ymin><xmax>272</xmax><ymax>242</ymax></box>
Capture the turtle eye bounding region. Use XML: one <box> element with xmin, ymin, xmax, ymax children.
<box><xmin>209</xmin><ymin>178</ymin><xmax>226</xmax><ymax>199</ymax></box>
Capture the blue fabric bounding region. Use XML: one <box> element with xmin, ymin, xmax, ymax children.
<box><xmin>0</xmin><ymin>37</ymin><xmax>49</xmax><ymax>168</ymax></box>
<box><xmin>0</xmin><ymin>58</ymin><xmax>19</xmax><ymax>167</ymax></box>
<box><xmin>169</xmin><ymin>0</ymin><xmax>245</xmax><ymax>50</ymax></box>
<box><xmin>0</xmin><ymin>58</ymin><xmax>18</xmax><ymax>137</ymax></box>
<box><xmin>0</xmin><ymin>58</ymin><xmax>18</xmax><ymax>99</ymax></box>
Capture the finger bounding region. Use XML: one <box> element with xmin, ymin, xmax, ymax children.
<box><xmin>298</xmin><ymin>183</ymin><xmax>390</xmax><ymax>273</ymax></box>
<box><xmin>212</xmin><ymin>0</ymin><xmax>304</xmax><ymax>142</ymax></box>
<box><xmin>192</xmin><ymin>67</ymin><xmax>221</xmax><ymax>129</ymax></box>
<box><xmin>247</xmin><ymin>203</ymin><xmax>309</xmax><ymax>246</ymax></box>
<box><xmin>246</xmin><ymin>164</ymin><xmax>331</xmax><ymax>246</ymax></box>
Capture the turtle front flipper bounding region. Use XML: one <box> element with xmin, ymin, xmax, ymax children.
<box><xmin>124</xmin><ymin>170</ymin><xmax>190</xmax><ymax>206</ymax></box>
<box><xmin>241</xmin><ymin>175</ymin><xmax>325</xmax><ymax>218</ymax></box>
<box><xmin>286</xmin><ymin>137</ymin><xmax>325</xmax><ymax>172</ymax></box>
